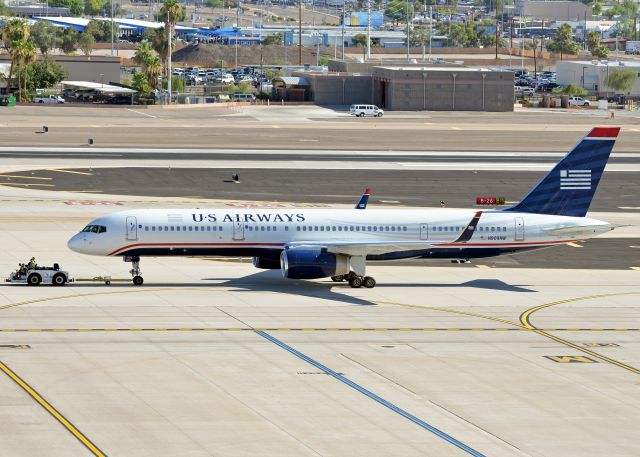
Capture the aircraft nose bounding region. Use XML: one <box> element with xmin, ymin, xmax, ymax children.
<box><xmin>67</xmin><ymin>234</ymin><xmax>85</xmax><ymax>253</ymax></box>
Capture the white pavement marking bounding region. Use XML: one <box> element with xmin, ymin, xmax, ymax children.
<box><xmin>126</xmin><ymin>108</ymin><xmax>157</xmax><ymax>119</ymax></box>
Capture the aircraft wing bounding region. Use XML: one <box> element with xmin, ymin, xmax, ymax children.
<box><xmin>286</xmin><ymin>240</ymin><xmax>434</xmax><ymax>256</ymax></box>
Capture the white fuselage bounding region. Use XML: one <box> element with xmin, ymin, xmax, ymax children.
<box><xmin>68</xmin><ymin>207</ymin><xmax>611</xmax><ymax>260</ymax></box>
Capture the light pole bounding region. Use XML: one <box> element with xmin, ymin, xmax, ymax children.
<box><xmin>366</xmin><ymin>0</ymin><xmax>371</xmax><ymax>60</ymax></box>
<box><xmin>481</xmin><ymin>73</ymin><xmax>486</xmax><ymax>111</ymax></box>
<box><xmin>452</xmin><ymin>73</ymin><xmax>457</xmax><ymax>110</ymax></box>
<box><xmin>110</xmin><ymin>0</ymin><xmax>114</xmax><ymax>56</ymax></box>
<box><xmin>429</xmin><ymin>6</ymin><xmax>432</xmax><ymax>62</ymax></box>
<box><xmin>100</xmin><ymin>73</ymin><xmax>104</xmax><ymax>88</ymax></box>
<box><xmin>341</xmin><ymin>2</ymin><xmax>345</xmax><ymax>60</ymax></box>
<box><xmin>422</xmin><ymin>72</ymin><xmax>427</xmax><ymax>110</ymax></box>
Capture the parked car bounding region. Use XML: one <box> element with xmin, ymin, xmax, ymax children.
<box><xmin>105</xmin><ymin>96</ymin><xmax>133</xmax><ymax>105</ymax></box>
<box><xmin>607</xmin><ymin>94</ymin><xmax>625</xmax><ymax>104</ymax></box>
<box><xmin>350</xmin><ymin>104</ymin><xmax>384</xmax><ymax>117</ymax></box>
<box><xmin>568</xmin><ymin>96</ymin><xmax>590</xmax><ymax>106</ymax></box>
<box><xmin>521</xmin><ymin>88</ymin><xmax>536</xmax><ymax>96</ymax></box>
<box><xmin>34</xmin><ymin>94</ymin><xmax>65</xmax><ymax>104</ymax></box>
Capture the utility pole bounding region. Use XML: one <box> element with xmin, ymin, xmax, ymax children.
<box><xmin>429</xmin><ymin>6</ymin><xmax>432</xmax><ymax>61</ymax></box>
<box><xmin>298</xmin><ymin>0</ymin><xmax>302</xmax><ymax>65</ymax></box>
<box><xmin>406</xmin><ymin>0</ymin><xmax>410</xmax><ymax>61</ymax></box>
<box><xmin>494</xmin><ymin>0</ymin><xmax>499</xmax><ymax>60</ymax></box>
<box><xmin>422</xmin><ymin>0</ymin><xmax>426</xmax><ymax>60</ymax></box>
<box><xmin>110</xmin><ymin>0</ymin><xmax>114</xmax><ymax>56</ymax></box>
<box><xmin>366</xmin><ymin>0</ymin><xmax>371</xmax><ymax>59</ymax></box>
<box><xmin>341</xmin><ymin>2</ymin><xmax>345</xmax><ymax>60</ymax></box>
<box><xmin>167</xmin><ymin>10</ymin><xmax>172</xmax><ymax>104</ymax></box>
<box><xmin>235</xmin><ymin>1</ymin><xmax>240</xmax><ymax>68</ymax></box>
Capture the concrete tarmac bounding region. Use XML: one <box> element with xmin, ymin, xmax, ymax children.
<box><xmin>4</xmin><ymin>105</ymin><xmax>640</xmax><ymax>151</ymax></box>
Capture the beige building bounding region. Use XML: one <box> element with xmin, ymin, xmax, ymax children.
<box><xmin>517</xmin><ymin>0</ymin><xmax>592</xmax><ymax>21</ymax></box>
<box><xmin>0</xmin><ymin>55</ymin><xmax>121</xmax><ymax>93</ymax></box>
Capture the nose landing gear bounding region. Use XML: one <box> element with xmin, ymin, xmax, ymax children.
<box><xmin>125</xmin><ymin>256</ymin><xmax>143</xmax><ymax>286</ymax></box>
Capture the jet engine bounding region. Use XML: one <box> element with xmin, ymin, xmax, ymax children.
<box><xmin>280</xmin><ymin>249</ymin><xmax>350</xmax><ymax>279</ymax></box>
<box><xmin>252</xmin><ymin>257</ymin><xmax>281</xmax><ymax>269</ymax></box>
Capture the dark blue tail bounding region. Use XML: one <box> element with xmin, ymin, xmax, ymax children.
<box><xmin>503</xmin><ymin>127</ymin><xmax>619</xmax><ymax>217</ymax></box>
<box><xmin>355</xmin><ymin>187</ymin><xmax>371</xmax><ymax>209</ymax></box>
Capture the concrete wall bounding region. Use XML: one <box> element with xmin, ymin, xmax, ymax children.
<box><xmin>302</xmin><ymin>74</ymin><xmax>373</xmax><ymax>105</ymax></box>
<box><xmin>0</xmin><ymin>55</ymin><xmax>121</xmax><ymax>86</ymax></box>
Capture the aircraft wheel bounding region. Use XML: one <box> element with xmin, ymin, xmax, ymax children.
<box><xmin>363</xmin><ymin>276</ymin><xmax>376</xmax><ymax>288</ymax></box>
<box><xmin>132</xmin><ymin>275</ymin><xmax>144</xmax><ymax>286</ymax></box>
<box><xmin>331</xmin><ymin>275</ymin><xmax>344</xmax><ymax>282</ymax></box>
<box><xmin>348</xmin><ymin>276</ymin><xmax>363</xmax><ymax>288</ymax></box>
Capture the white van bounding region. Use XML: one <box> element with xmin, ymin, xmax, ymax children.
<box><xmin>230</xmin><ymin>93</ymin><xmax>256</xmax><ymax>101</ymax></box>
<box><xmin>350</xmin><ymin>104</ymin><xmax>384</xmax><ymax>117</ymax></box>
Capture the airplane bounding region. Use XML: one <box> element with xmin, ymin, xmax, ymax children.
<box><xmin>68</xmin><ymin>126</ymin><xmax>619</xmax><ymax>289</ymax></box>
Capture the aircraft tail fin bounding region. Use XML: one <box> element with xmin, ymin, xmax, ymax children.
<box><xmin>503</xmin><ymin>127</ymin><xmax>620</xmax><ymax>217</ymax></box>
<box><xmin>355</xmin><ymin>187</ymin><xmax>372</xmax><ymax>209</ymax></box>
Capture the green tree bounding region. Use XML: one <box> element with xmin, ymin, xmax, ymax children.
<box><xmin>84</xmin><ymin>0</ymin><xmax>106</xmax><ymax>16</ymax></box>
<box><xmin>131</xmin><ymin>70</ymin><xmax>151</xmax><ymax>94</ymax></box>
<box><xmin>586</xmin><ymin>31</ymin><xmax>609</xmax><ymax>58</ymax></box>
<box><xmin>27</xmin><ymin>56</ymin><xmax>67</xmax><ymax>92</ymax></box>
<box><xmin>592</xmin><ymin>1</ymin><xmax>602</xmax><ymax>15</ymax></box>
<box><xmin>78</xmin><ymin>31</ymin><xmax>95</xmax><ymax>56</ymax></box>
<box><xmin>0</xmin><ymin>0</ymin><xmax>11</xmax><ymax>15</ymax></box>
<box><xmin>409</xmin><ymin>27</ymin><xmax>429</xmax><ymax>46</ymax></box>
<box><xmin>86</xmin><ymin>20</ymin><xmax>119</xmax><ymax>42</ymax></box>
<box><xmin>13</xmin><ymin>39</ymin><xmax>37</xmax><ymax>101</ymax></box>
<box><xmin>68</xmin><ymin>0</ymin><xmax>84</xmax><ymax>16</ymax></box>
<box><xmin>206</xmin><ymin>0</ymin><xmax>223</xmax><ymax>7</ymax></box>
<box><xmin>605</xmin><ymin>69</ymin><xmax>636</xmax><ymax>93</ymax></box>
<box><xmin>262</xmin><ymin>32</ymin><xmax>283</xmax><ymax>45</ymax></box>
<box><xmin>552</xmin><ymin>83</ymin><xmax>587</xmax><ymax>96</ymax></box>
<box><xmin>60</xmin><ymin>30</ymin><xmax>78</xmax><ymax>54</ymax></box>
<box><xmin>546</xmin><ymin>23</ymin><xmax>578</xmax><ymax>59</ymax></box>
<box><xmin>30</xmin><ymin>21</ymin><xmax>59</xmax><ymax>55</ymax></box>
<box><xmin>133</xmin><ymin>40</ymin><xmax>161</xmax><ymax>90</ymax></box>
<box><xmin>2</xmin><ymin>18</ymin><xmax>30</xmax><ymax>95</ymax></box>
<box><xmin>238</xmin><ymin>81</ymin><xmax>251</xmax><ymax>93</ymax></box>
<box><xmin>146</xmin><ymin>27</ymin><xmax>170</xmax><ymax>83</ymax></box>
<box><xmin>385</xmin><ymin>0</ymin><xmax>413</xmax><ymax>27</ymax></box>
<box><xmin>352</xmin><ymin>33</ymin><xmax>370</xmax><ymax>47</ymax></box>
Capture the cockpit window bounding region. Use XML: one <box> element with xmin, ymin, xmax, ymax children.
<box><xmin>81</xmin><ymin>225</ymin><xmax>107</xmax><ymax>233</ymax></box>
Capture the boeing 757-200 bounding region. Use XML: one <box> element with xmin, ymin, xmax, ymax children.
<box><xmin>68</xmin><ymin>127</ymin><xmax>619</xmax><ymax>288</ymax></box>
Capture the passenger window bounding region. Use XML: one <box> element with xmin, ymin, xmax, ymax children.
<box><xmin>338</xmin><ymin>226</ymin><xmax>342</xmax><ymax>231</ymax></box>
<box><xmin>285</xmin><ymin>226</ymin><xmax>289</xmax><ymax>231</ymax></box>
<box><xmin>152</xmin><ymin>226</ymin><xmax>156</xmax><ymax>231</ymax></box>
<box><xmin>145</xmin><ymin>227</ymin><xmax>149</xmax><ymax>231</ymax></box>
<box><xmin>261</xmin><ymin>226</ymin><xmax>265</xmax><ymax>231</ymax></box>
<box><xmin>189</xmin><ymin>226</ymin><xmax>193</xmax><ymax>231</ymax></box>
<box><xmin>403</xmin><ymin>227</ymin><xmax>407</xmax><ymax>231</ymax></box>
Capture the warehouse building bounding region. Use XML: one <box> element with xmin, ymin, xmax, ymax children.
<box><xmin>277</xmin><ymin>65</ymin><xmax>514</xmax><ymax>111</ymax></box>
<box><xmin>557</xmin><ymin>60</ymin><xmax>640</xmax><ymax>96</ymax></box>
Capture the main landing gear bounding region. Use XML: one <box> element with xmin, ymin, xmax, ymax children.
<box><xmin>331</xmin><ymin>273</ymin><xmax>376</xmax><ymax>289</ymax></box>
<box><xmin>125</xmin><ymin>256</ymin><xmax>143</xmax><ymax>286</ymax></box>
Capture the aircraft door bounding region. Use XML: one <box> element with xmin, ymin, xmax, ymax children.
<box><xmin>233</xmin><ymin>221</ymin><xmax>245</xmax><ymax>241</ymax></box>
<box><xmin>126</xmin><ymin>216</ymin><xmax>138</xmax><ymax>240</ymax></box>
<box><xmin>515</xmin><ymin>217</ymin><xmax>525</xmax><ymax>241</ymax></box>
<box><xmin>419</xmin><ymin>223</ymin><xmax>429</xmax><ymax>240</ymax></box>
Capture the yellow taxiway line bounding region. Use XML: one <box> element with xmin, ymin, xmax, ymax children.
<box><xmin>0</xmin><ymin>360</ymin><xmax>108</xmax><ymax>457</ymax></box>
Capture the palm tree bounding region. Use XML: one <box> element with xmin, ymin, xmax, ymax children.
<box><xmin>143</xmin><ymin>55</ymin><xmax>162</xmax><ymax>89</ymax></box>
<box><xmin>133</xmin><ymin>39</ymin><xmax>155</xmax><ymax>67</ymax></box>
<box><xmin>14</xmin><ymin>39</ymin><xmax>36</xmax><ymax>102</ymax></box>
<box><xmin>133</xmin><ymin>40</ymin><xmax>162</xmax><ymax>91</ymax></box>
<box><xmin>2</xmin><ymin>18</ymin><xmax>30</xmax><ymax>95</ymax></box>
<box><xmin>160</xmin><ymin>0</ymin><xmax>184</xmax><ymax>102</ymax></box>
<box><xmin>149</xmin><ymin>27</ymin><xmax>169</xmax><ymax>82</ymax></box>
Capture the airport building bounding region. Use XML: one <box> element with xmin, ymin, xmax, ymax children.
<box><xmin>557</xmin><ymin>60</ymin><xmax>640</xmax><ymax>96</ymax></box>
<box><xmin>276</xmin><ymin>62</ymin><xmax>514</xmax><ymax>111</ymax></box>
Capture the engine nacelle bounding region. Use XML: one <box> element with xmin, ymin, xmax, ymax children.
<box><xmin>280</xmin><ymin>249</ymin><xmax>350</xmax><ymax>279</ymax></box>
<box><xmin>252</xmin><ymin>257</ymin><xmax>281</xmax><ymax>269</ymax></box>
